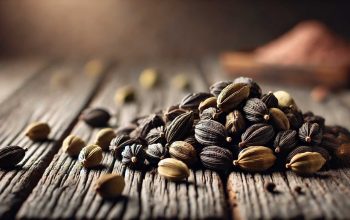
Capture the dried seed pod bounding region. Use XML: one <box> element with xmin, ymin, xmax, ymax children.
<box><xmin>335</xmin><ymin>143</ymin><xmax>350</xmax><ymax>160</ymax></box>
<box><xmin>233</xmin><ymin>77</ymin><xmax>262</xmax><ymax>98</ymax></box>
<box><xmin>62</xmin><ymin>135</ymin><xmax>86</xmax><ymax>157</ymax></box>
<box><xmin>225</xmin><ymin>110</ymin><xmax>246</xmax><ymax>135</ymax></box>
<box><xmin>303</xmin><ymin>112</ymin><xmax>325</xmax><ymax>129</ymax></box>
<box><xmin>273</xmin><ymin>90</ymin><xmax>298</xmax><ymax>110</ymax></box>
<box><xmin>200</xmin><ymin>107</ymin><xmax>221</xmax><ymax>121</ymax></box>
<box><xmin>139</xmin><ymin>68</ymin><xmax>159</xmax><ymax>89</ymax></box>
<box><xmin>0</xmin><ymin>146</ymin><xmax>26</xmax><ymax>168</ymax></box>
<box><xmin>209</xmin><ymin>80</ymin><xmax>232</xmax><ymax>97</ymax></box>
<box><xmin>195</xmin><ymin>119</ymin><xmax>232</xmax><ymax>146</ymax></box>
<box><xmin>239</xmin><ymin>123</ymin><xmax>275</xmax><ymax>148</ymax></box>
<box><xmin>138</xmin><ymin>114</ymin><xmax>165</xmax><ymax>139</ymax></box>
<box><xmin>169</xmin><ymin>141</ymin><xmax>197</xmax><ymax>166</ymax></box>
<box><xmin>217</xmin><ymin>83</ymin><xmax>250</xmax><ymax>112</ymax></box>
<box><xmin>95</xmin><ymin>128</ymin><xmax>116</xmax><ymax>151</ymax></box>
<box><xmin>233</xmin><ymin>146</ymin><xmax>276</xmax><ymax>172</ymax></box>
<box><xmin>179</xmin><ymin>92</ymin><xmax>213</xmax><ymax>111</ymax></box>
<box><xmin>25</xmin><ymin>122</ymin><xmax>51</xmax><ymax>141</ymax></box>
<box><xmin>165</xmin><ymin>111</ymin><xmax>194</xmax><ymax>143</ymax></box>
<box><xmin>121</xmin><ymin>144</ymin><xmax>145</xmax><ymax>168</ymax></box>
<box><xmin>284</xmin><ymin>107</ymin><xmax>304</xmax><ymax>130</ymax></box>
<box><xmin>320</xmin><ymin>133</ymin><xmax>340</xmax><ymax>153</ymax></box>
<box><xmin>80</xmin><ymin>108</ymin><xmax>111</xmax><ymax>127</ymax></box>
<box><xmin>158</xmin><ymin>158</ymin><xmax>190</xmax><ymax>181</ymax></box>
<box><xmin>286</xmin><ymin>152</ymin><xmax>326</xmax><ymax>175</ymax></box>
<box><xmin>261</xmin><ymin>92</ymin><xmax>278</xmax><ymax>108</ymax></box>
<box><xmin>198</xmin><ymin>97</ymin><xmax>217</xmax><ymax>113</ymax></box>
<box><xmin>146</xmin><ymin>143</ymin><xmax>168</xmax><ymax>164</ymax></box>
<box><xmin>199</xmin><ymin>146</ymin><xmax>233</xmax><ymax>171</ymax></box>
<box><xmin>183</xmin><ymin>135</ymin><xmax>201</xmax><ymax>149</ymax></box>
<box><xmin>269</xmin><ymin>108</ymin><xmax>290</xmax><ymax>130</ymax></box>
<box><xmin>299</xmin><ymin>122</ymin><xmax>322</xmax><ymax>146</ymax></box>
<box><xmin>95</xmin><ymin>173</ymin><xmax>125</xmax><ymax>198</ymax></box>
<box><xmin>243</xmin><ymin>98</ymin><xmax>270</xmax><ymax>123</ymax></box>
<box><xmin>110</xmin><ymin>134</ymin><xmax>136</xmax><ymax>158</ymax></box>
<box><xmin>79</xmin><ymin>145</ymin><xmax>103</xmax><ymax>168</ymax></box>
<box><xmin>146</xmin><ymin>126</ymin><xmax>166</xmax><ymax>145</ymax></box>
<box><xmin>163</xmin><ymin>105</ymin><xmax>187</xmax><ymax>123</ymax></box>
<box><xmin>286</xmin><ymin>146</ymin><xmax>330</xmax><ymax>162</ymax></box>
<box><xmin>274</xmin><ymin>130</ymin><xmax>297</xmax><ymax>154</ymax></box>
<box><xmin>114</xmin><ymin>85</ymin><xmax>135</xmax><ymax>104</ymax></box>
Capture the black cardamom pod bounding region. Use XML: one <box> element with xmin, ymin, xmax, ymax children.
<box><xmin>121</xmin><ymin>144</ymin><xmax>145</xmax><ymax>168</ymax></box>
<box><xmin>209</xmin><ymin>80</ymin><xmax>233</xmax><ymax>97</ymax></box>
<box><xmin>239</xmin><ymin>123</ymin><xmax>275</xmax><ymax>148</ymax></box>
<box><xmin>284</xmin><ymin>107</ymin><xmax>304</xmax><ymax>130</ymax></box>
<box><xmin>179</xmin><ymin>92</ymin><xmax>213</xmax><ymax>111</ymax></box>
<box><xmin>195</xmin><ymin>119</ymin><xmax>232</xmax><ymax>146</ymax></box>
<box><xmin>163</xmin><ymin>104</ymin><xmax>187</xmax><ymax>123</ymax></box>
<box><xmin>261</xmin><ymin>92</ymin><xmax>278</xmax><ymax>108</ymax></box>
<box><xmin>274</xmin><ymin>130</ymin><xmax>297</xmax><ymax>154</ymax></box>
<box><xmin>0</xmin><ymin>146</ymin><xmax>26</xmax><ymax>168</ymax></box>
<box><xmin>299</xmin><ymin>122</ymin><xmax>323</xmax><ymax>145</ymax></box>
<box><xmin>137</xmin><ymin>114</ymin><xmax>165</xmax><ymax>139</ymax></box>
<box><xmin>110</xmin><ymin>135</ymin><xmax>140</xmax><ymax>159</ymax></box>
<box><xmin>146</xmin><ymin>143</ymin><xmax>168</xmax><ymax>164</ymax></box>
<box><xmin>217</xmin><ymin>83</ymin><xmax>250</xmax><ymax>112</ymax></box>
<box><xmin>80</xmin><ymin>108</ymin><xmax>111</xmax><ymax>127</ymax></box>
<box><xmin>146</xmin><ymin>126</ymin><xmax>166</xmax><ymax>145</ymax></box>
<box><xmin>243</xmin><ymin>98</ymin><xmax>270</xmax><ymax>123</ymax></box>
<box><xmin>303</xmin><ymin>111</ymin><xmax>325</xmax><ymax>130</ymax></box>
<box><xmin>199</xmin><ymin>146</ymin><xmax>233</xmax><ymax>171</ymax></box>
<box><xmin>233</xmin><ymin>76</ymin><xmax>262</xmax><ymax>98</ymax></box>
<box><xmin>165</xmin><ymin>111</ymin><xmax>194</xmax><ymax>143</ymax></box>
<box><xmin>184</xmin><ymin>135</ymin><xmax>201</xmax><ymax>149</ymax></box>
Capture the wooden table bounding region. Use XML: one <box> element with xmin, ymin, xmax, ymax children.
<box><xmin>0</xmin><ymin>59</ymin><xmax>350</xmax><ymax>219</ymax></box>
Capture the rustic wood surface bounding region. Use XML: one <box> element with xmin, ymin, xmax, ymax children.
<box><xmin>0</xmin><ymin>59</ymin><xmax>349</xmax><ymax>219</ymax></box>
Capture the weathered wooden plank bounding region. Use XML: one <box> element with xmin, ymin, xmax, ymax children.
<box><xmin>200</xmin><ymin>57</ymin><xmax>350</xmax><ymax>219</ymax></box>
<box><xmin>0</xmin><ymin>61</ymin><xmax>107</xmax><ymax>219</ymax></box>
<box><xmin>18</xmin><ymin>61</ymin><xmax>228</xmax><ymax>219</ymax></box>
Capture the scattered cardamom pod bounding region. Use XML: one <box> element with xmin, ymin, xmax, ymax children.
<box><xmin>158</xmin><ymin>158</ymin><xmax>190</xmax><ymax>181</ymax></box>
<box><xmin>233</xmin><ymin>77</ymin><xmax>262</xmax><ymax>98</ymax></box>
<box><xmin>165</xmin><ymin>111</ymin><xmax>194</xmax><ymax>143</ymax></box>
<box><xmin>172</xmin><ymin>74</ymin><xmax>190</xmax><ymax>90</ymax></box>
<box><xmin>62</xmin><ymin>135</ymin><xmax>86</xmax><ymax>157</ymax></box>
<box><xmin>299</xmin><ymin>122</ymin><xmax>323</xmax><ymax>145</ymax></box>
<box><xmin>79</xmin><ymin>145</ymin><xmax>103</xmax><ymax>168</ymax></box>
<box><xmin>179</xmin><ymin>92</ymin><xmax>213</xmax><ymax>111</ymax></box>
<box><xmin>199</xmin><ymin>146</ymin><xmax>233</xmax><ymax>171</ymax></box>
<box><xmin>25</xmin><ymin>122</ymin><xmax>51</xmax><ymax>141</ymax></box>
<box><xmin>286</xmin><ymin>152</ymin><xmax>326</xmax><ymax>175</ymax></box>
<box><xmin>163</xmin><ymin>105</ymin><xmax>187</xmax><ymax>123</ymax></box>
<box><xmin>239</xmin><ymin>123</ymin><xmax>275</xmax><ymax>148</ymax></box>
<box><xmin>269</xmin><ymin>108</ymin><xmax>290</xmax><ymax>130</ymax></box>
<box><xmin>217</xmin><ymin>83</ymin><xmax>250</xmax><ymax>112</ymax></box>
<box><xmin>274</xmin><ymin>130</ymin><xmax>297</xmax><ymax>154</ymax></box>
<box><xmin>198</xmin><ymin>97</ymin><xmax>217</xmax><ymax>113</ymax></box>
<box><xmin>95</xmin><ymin>128</ymin><xmax>116</xmax><ymax>151</ymax></box>
<box><xmin>121</xmin><ymin>144</ymin><xmax>145</xmax><ymax>168</ymax></box>
<box><xmin>303</xmin><ymin>111</ymin><xmax>325</xmax><ymax>129</ymax></box>
<box><xmin>261</xmin><ymin>92</ymin><xmax>278</xmax><ymax>108</ymax></box>
<box><xmin>95</xmin><ymin>173</ymin><xmax>125</xmax><ymax>198</ymax></box>
<box><xmin>0</xmin><ymin>146</ymin><xmax>26</xmax><ymax>168</ymax></box>
<box><xmin>169</xmin><ymin>141</ymin><xmax>197</xmax><ymax>166</ymax></box>
<box><xmin>146</xmin><ymin>143</ymin><xmax>168</xmax><ymax>164</ymax></box>
<box><xmin>115</xmin><ymin>85</ymin><xmax>135</xmax><ymax>104</ymax></box>
<box><xmin>195</xmin><ymin>119</ymin><xmax>232</xmax><ymax>146</ymax></box>
<box><xmin>225</xmin><ymin>110</ymin><xmax>246</xmax><ymax>135</ymax></box>
<box><xmin>273</xmin><ymin>90</ymin><xmax>298</xmax><ymax>110</ymax></box>
<box><xmin>80</xmin><ymin>108</ymin><xmax>111</xmax><ymax>127</ymax></box>
<box><xmin>243</xmin><ymin>98</ymin><xmax>270</xmax><ymax>123</ymax></box>
<box><xmin>233</xmin><ymin>146</ymin><xmax>276</xmax><ymax>172</ymax></box>
<box><xmin>139</xmin><ymin>68</ymin><xmax>159</xmax><ymax>89</ymax></box>
<box><xmin>146</xmin><ymin>126</ymin><xmax>166</xmax><ymax>145</ymax></box>
<box><xmin>209</xmin><ymin>80</ymin><xmax>232</xmax><ymax>97</ymax></box>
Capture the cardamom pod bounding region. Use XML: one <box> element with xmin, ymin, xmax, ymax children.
<box><xmin>284</xmin><ymin>107</ymin><xmax>303</xmax><ymax>129</ymax></box>
<box><xmin>95</xmin><ymin>128</ymin><xmax>116</xmax><ymax>150</ymax></box>
<box><xmin>79</xmin><ymin>144</ymin><xmax>103</xmax><ymax>168</ymax></box>
<box><xmin>299</xmin><ymin>122</ymin><xmax>322</xmax><ymax>145</ymax></box>
<box><xmin>146</xmin><ymin>126</ymin><xmax>166</xmax><ymax>145</ymax></box>
<box><xmin>179</xmin><ymin>92</ymin><xmax>213</xmax><ymax>111</ymax></box>
<box><xmin>225</xmin><ymin>110</ymin><xmax>246</xmax><ymax>135</ymax></box>
<box><xmin>165</xmin><ymin>111</ymin><xmax>194</xmax><ymax>143</ymax></box>
<box><xmin>273</xmin><ymin>130</ymin><xmax>297</xmax><ymax>154</ymax></box>
<box><xmin>261</xmin><ymin>92</ymin><xmax>278</xmax><ymax>108</ymax></box>
<box><xmin>273</xmin><ymin>90</ymin><xmax>298</xmax><ymax>110</ymax></box>
<box><xmin>303</xmin><ymin>111</ymin><xmax>325</xmax><ymax>129</ymax></box>
<box><xmin>110</xmin><ymin>135</ymin><xmax>138</xmax><ymax>158</ymax></box>
<box><xmin>286</xmin><ymin>146</ymin><xmax>330</xmax><ymax>162</ymax></box>
<box><xmin>269</xmin><ymin>108</ymin><xmax>290</xmax><ymax>130</ymax></box>
<box><xmin>62</xmin><ymin>135</ymin><xmax>86</xmax><ymax>157</ymax></box>
<box><xmin>320</xmin><ymin>133</ymin><xmax>340</xmax><ymax>153</ymax></box>
<box><xmin>209</xmin><ymin>80</ymin><xmax>232</xmax><ymax>97</ymax></box>
<box><xmin>169</xmin><ymin>141</ymin><xmax>197</xmax><ymax>166</ymax></box>
<box><xmin>80</xmin><ymin>108</ymin><xmax>111</xmax><ymax>127</ymax></box>
<box><xmin>163</xmin><ymin>105</ymin><xmax>187</xmax><ymax>123</ymax></box>
<box><xmin>199</xmin><ymin>146</ymin><xmax>233</xmax><ymax>171</ymax></box>
<box><xmin>114</xmin><ymin>85</ymin><xmax>135</xmax><ymax>104</ymax></box>
<box><xmin>198</xmin><ymin>97</ymin><xmax>217</xmax><ymax>113</ymax></box>
<box><xmin>139</xmin><ymin>68</ymin><xmax>159</xmax><ymax>89</ymax></box>
<box><xmin>0</xmin><ymin>146</ymin><xmax>26</xmax><ymax>168</ymax></box>
<box><xmin>233</xmin><ymin>77</ymin><xmax>262</xmax><ymax>98</ymax></box>
<box><xmin>158</xmin><ymin>158</ymin><xmax>190</xmax><ymax>181</ymax></box>
<box><xmin>243</xmin><ymin>98</ymin><xmax>270</xmax><ymax>123</ymax></box>
<box><xmin>183</xmin><ymin>135</ymin><xmax>201</xmax><ymax>149</ymax></box>
<box><xmin>199</xmin><ymin>107</ymin><xmax>222</xmax><ymax>122</ymax></box>
<box><xmin>217</xmin><ymin>83</ymin><xmax>250</xmax><ymax>112</ymax></box>
<box><xmin>25</xmin><ymin>122</ymin><xmax>51</xmax><ymax>141</ymax></box>
<box><xmin>233</xmin><ymin>146</ymin><xmax>276</xmax><ymax>172</ymax></box>
<box><xmin>195</xmin><ymin>119</ymin><xmax>232</xmax><ymax>146</ymax></box>
<box><xmin>146</xmin><ymin>143</ymin><xmax>168</xmax><ymax>164</ymax></box>
<box><xmin>95</xmin><ymin>173</ymin><xmax>125</xmax><ymax>198</ymax></box>
<box><xmin>121</xmin><ymin>144</ymin><xmax>145</xmax><ymax>168</ymax></box>
<box><xmin>286</xmin><ymin>152</ymin><xmax>326</xmax><ymax>175</ymax></box>
<box><xmin>137</xmin><ymin>114</ymin><xmax>165</xmax><ymax>139</ymax></box>
<box><xmin>239</xmin><ymin>123</ymin><xmax>275</xmax><ymax>148</ymax></box>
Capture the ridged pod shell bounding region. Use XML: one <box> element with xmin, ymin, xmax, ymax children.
<box><xmin>217</xmin><ymin>83</ymin><xmax>250</xmax><ymax>112</ymax></box>
<box><xmin>286</xmin><ymin>152</ymin><xmax>326</xmax><ymax>175</ymax></box>
<box><xmin>239</xmin><ymin>123</ymin><xmax>275</xmax><ymax>148</ymax></box>
<box><xmin>233</xmin><ymin>146</ymin><xmax>276</xmax><ymax>172</ymax></box>
<box><xmin>195</xmin><ymin>119</ymin><xmax>231</xmax><ymax>146</ymax></box>
<box><xmin>165</xmin><ymin>111</ymin><xmax>194</xmax><ymax>143</ymax></box>
<box><xmin>199</xmin><ymin>146</ymin><xmax>233</xmax><ymax>171</ymax></box>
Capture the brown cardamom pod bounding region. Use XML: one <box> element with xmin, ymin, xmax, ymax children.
<box><xmin>94</xmin><ymin>173</ymin><xmax>125</xmax><ymax>198</ymax></box>
<box><xmin>299</xmin><ymin>122</ymin><xmax>323</xmax><ymax>145</ymax></box>
<box><xmin>0</xmin><ymin>146</ymin><xmax>26</xmax><ymax>168</ymax></box>
<box><xmin>199</xmin><ymin>107</ymin><xmax>222</xmax><ymax>122</ymax></box>
<box><xmin>269</xmin><ymin>108</ymin><xmax>290</xmax><ymax>130</ymax></box>
<box><xmin>303</xmin><ymin>111</ymin><xmax>325</xmax><ymax>130</ymax></box>
<box><xmin>80</xmin><ymin>108</ymin><xmax>111</xmax><ymax>127</ymax></box>
<box><xmin>239</xmin><ymin>123</ymin><xmax>275</xmax><ymax>148</ymax></box>
<box><xmin>195</xmin><ymin>119</ymin><xmax>232</xmax><ymax>146</ymax></box>
<box><xmin>165</xmin><ymin>111</ymin><xmax>194</xmax><ymax>143</ymax></box>
<box><xmin>261</xmin><ymin>92</ymin><xmax>278</xmax><ymax>108</ymax></box>
<box><xmin>198</xmin><ymin>97</ymin><xmax>217</xmax><ymax>113</ymax></box>
<box><xmin>169</xmin><ymin>141</ymin><xmax>197</xmax><ymax>166</ymax></box>
<box><xmin>179</xmin><ymin>92</ymin><xmax>213</xmax><ymax>111</ymax></box>
<box><xmin>217</xmin><ymin>83</ymin><xmax>250</xmax><ymax>112</ymax></box>
<box><xmin>79</xmin><ymin>145</ymin><xmax>103</xmax><ymax>168</ymax></box>
<box><xmin>183</xmin><ymin>135</ymin><xmax>201</xmax><ymax>149</ymax></box>
<box><xmin>146</xmin><ymin>143</ymin><xmax>168</xmax><ymax>164</ymax></box>
<box><xmin>286</xmin><ymin>152</ymin><xmax>326</xmax><ymax>175</ymax></box>
<box><xmin>243</xmin><ymin>98</ymin><xmax>270</xmax><ymax>123</ymax></box>
<box><xmin>233</xmin><ymin>77</ymin><xmax>262</xmax><ymax>98</ymax></box>
<box><xmin>25</xmin><ymin>122</ymin><xmax>51</xmax><ymax>141</ymax></box>
<box><xmin>146</xmin><ymin>126</ymin><xmax>166</xmax><ymax>145</ymax></box>
<box><xmin>284</xmin><ymin>107</ymin><xmax>304</xmax><ymax>130</ymax></box>
<box><xmin>199</xmin><ymin>146</ymin><xmax>233</xmax><ymax>171</ymax></box>
<box><xmin>163</xmin><ymin>105</ymin><xmax>187</xmax><ymax>123</ymax></box>
<box><xmin>273</xmin><ymin>130</ymin><xmax>297</xmax><ymax>154</ymax></box>
<box><xmin>138</xmin><ymin>114</ymin><xmax>165</xmax><ymax>139</ymax></box>
<box><xmin>209</xmin><ymin>80</ymin><xmax>232</xmax><ymax>97</ymax></box>
<box><xmin>225</xmin><ymin>110</ymin><xmax>246</xmax><ymax>135</ymax></box>
<box><xmin>233</xmin><ymin>146</ymin><xmax>276</xmax><ymax>172</ymax></box>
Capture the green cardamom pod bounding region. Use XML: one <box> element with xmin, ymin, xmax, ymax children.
<box><xmin>165</xmin><ymin>111</ymin><xmax>194</xmax><ymax>143</ymax></box>
<box><xmin>273</xmin><ymin>90</ymin><xmax>298</xmax><ymax>110</ymax></box>
<box><xmin>286</xmin><ymin>152</ymin><xmax>326</xmax><ymax>175</ymax></box>
<box><xmin>94</xmin><ymin>173</ymin><xmax>125</xmax><ymax>198</ymax></box>
<box><xmin>95</xmin><ymin>128</ymin><xmax>116</xmax><ymax>151</ymax></box>
<box><xmin>233</xmin><ymin>146</ymin><xmax>276</xmax><ymax>172</ymax></box>
<box><xmin>198</xmin><ymin>97</ymin><xmax>217</xmax><ymax>113</ymax></box>
<box><xmin>0</xmin><ymin>146</ymin><xmax>26</xmax><ymax>168</ymax></box>
<box><xmin>199</xmin><ymin>146</ymin><xmax>233</xmax><ymax>171</ymax></box>
<box><xmin>209</xmin><ymin>80</ymin><xmax>232</xmax><ymax>97</ymax></box>
<box><xmin>243</xmin><ymin>98</ymin><xmax>270</xmax><ymax>123</ymax></box>
<box><xmin>286</xmin><ymin>146</ymin><xmax>330</xmax><ymax>162</ymax></box>
<box><xmin>269</xmin><ymin>108</ymin><xmax>290</xmax><ymax>130</ymax></box>
<box><xmin>179</xmin><ymin>92</ymin><xmax>213</xmax><ymax>111</ymax></box>
<box><xmin>217</xmin><ymin>83</ymin><xmax>250</xmax><ymax>112</ymax></box>
<box><xmin>158</xmin><ymin>158</ymin><xmax>190</xmax><ymax>181</ymax></box>
<box><xmin>25</xmin><ymin>122</ymin><xmax>51</xmax><ymax>141</ymax></box>
<box><xmin>169</xmin><ymin>141</ymin><xmax>197</xmax><ymax>166</ymax></box>
<box><xmin>79</xmin><ymin>144</ymin><xmax>103</xmax><ymax>168</ymax></box>
<box><xmin>62</xmin><ymin>135</ymin><xmax>86</xmax><ymax>157</ymax></box>
<box><xmin>239</xmin><ymin>123</ymin><xmax>275</xmax><ymax>148</ymax></box>
<box><xmin>299</xmin><ymin>122</ymin><xmax>323</xmax><ymax>145</ymax></box>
